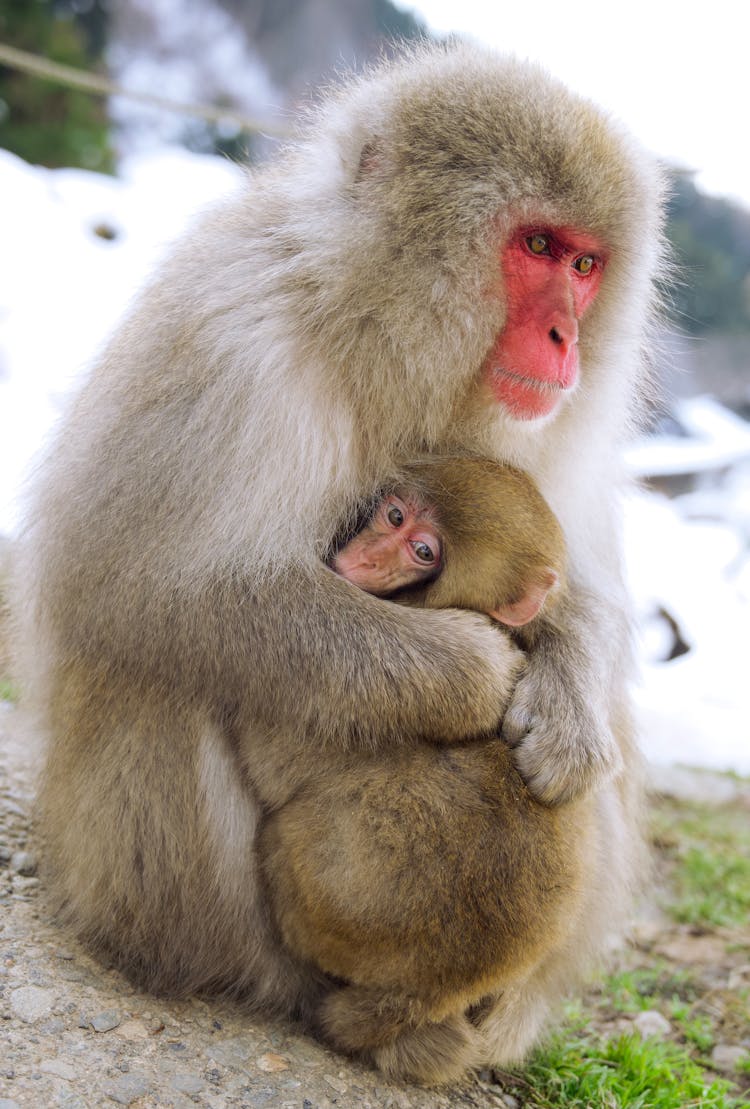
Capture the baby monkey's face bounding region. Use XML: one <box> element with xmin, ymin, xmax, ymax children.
<box><xmin>332</xmin><ymin>492</ymin><xmax>441</xmax><ymax>597</ymax></box>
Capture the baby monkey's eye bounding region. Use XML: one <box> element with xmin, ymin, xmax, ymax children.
<box><xmin>386</xmin><ymin>504</ymin><xmax>404</xmax><ymax>528</ymax></box>
<box><xmin>411</xmin><ymin>541</ymin><xmax>435</xmax><ymax>563</ymax></box>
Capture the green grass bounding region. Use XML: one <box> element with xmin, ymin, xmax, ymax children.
<box><xmin>603</xmin><ymin>965</ymin><xmax>700</xmax><ymax>1013</ymax></box>
<box><xmin>495</xmin><ymin>789</ymin><xmax>750</xmax><ymax>1107</ymax></box>
<box><xmin>653</xmin><ymin>797</ymin><xmax>750</xmax><ymax>928</ymax></box>
<box><xmin>502</xmin><ymin>1026</ymin><xmax>740</xmax><ymax>1108</ymax></box>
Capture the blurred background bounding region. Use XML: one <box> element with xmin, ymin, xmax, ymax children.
<box><xmin>0</xmin><ymin>0</ymin><xmax>748</xmax><ymax>773</ymax></box>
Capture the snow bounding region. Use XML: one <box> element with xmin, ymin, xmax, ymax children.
<box><xmin>624</xmin><ymin>396</ymin><xmax>750</xmax><ymax>478</ymax></box>
<box><xmin>0</xmin><ymin>146</ymin><xmax>244</xmax><ymax>533</ymax></box>
<box><xmin>108</xmin><ymin>0</ymin><xmax>281</xmax><ymax>155</ymax></box>
<box><xmin>1</xmin><ymin>148</ymin><xmax>748</xmax><ymax>776</ymax></box>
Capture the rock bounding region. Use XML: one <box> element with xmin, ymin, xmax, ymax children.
<box><xmin>655</xmin><ymin>933</ymin><xmax>727</xmax><ymax>965</ymax></box>
<box><xmin>10</xmin><ymin>851</ymin><xmax>37</xmax><ymax>876</ymax></box>
<box><xmin>0</xmin><ymin>1099</ymin><xmax>21</xmax><ymax>1109</ymax></box>
<box><xmin>103</xmin><ymin>1074</ymin><xmax>150</xmax><ymax>1105</ymax></box>
<box><xmin>727</xmin><ymin>964</ymin><xmax>750</xmax><ymax>990</ymax></box>
<box><xmin>324</xmin><ymin>1073</ymin><xmax>348</xmax><ymax>1094</ymax></box>
<box><xmin>172</xmin><ymin>1073</ymin><xmax>206</xmax><ymax>1095</ymax></box>
<box><xmin>40</xmin><ymin>1058</ymin><xmax>77</xmax><ymax>1080</ymax></box>
<box><xmin>632</xmin><ymin>1010</ymin><xmax>671</xmax><ymax>1039</ymax></box>
<box><xmin>117</xmin><ymin>1019</ymin><xmax>149</xmax><ymax>1042</ymax></box>
<box><xmin>209</xmin><ymin>1036</ymin><xmax>254</xmax><ymax>1067</ymax></box>
<box><xmin>9</xmin><ymin>986</ymin><xmax>56</xmax><ymax>1023</ymax></box>
<box><xmin>710</xmin><ymin>1044</ymin><xmax>747</xmax><ymax>1072</ymax></box>
<box><xmin>91</xmin><ymin>1009</ymin><xmax>121</xmax><ymax>1032</ymax></box>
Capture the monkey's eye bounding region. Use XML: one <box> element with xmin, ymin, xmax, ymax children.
<box><xmin>411</xmin><ymin>541</ymin><xmax>435</xmax><ymax>563</ymax></box>
<box><xmin>526</xmin><ymin>234</ymin><xmax>550</xmax><ymax>255</ymax></box>
<box><xmin>386</xmin><ymin>504</ymin><xmax>404</xmax><ymax>528</ymax></box>
<box><xmin>573</xmin><ymin>254</ymin><xmax>595</xmax><ymax>275</ymax></box>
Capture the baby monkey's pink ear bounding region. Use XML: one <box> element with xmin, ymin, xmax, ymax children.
<box><xmin>489</xmin><ymin>569</ymin><xmax>558</xmax><ymax>627</ymax></box>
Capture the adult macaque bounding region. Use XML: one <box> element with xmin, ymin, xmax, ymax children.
<box><xmin>15</xmin><ymin>43</ymin><xmax>663</xmax><ymax>1081</ymax></box>
<box><xmin>264</xmin><ymin>457</ymin><xmax>583</xmax><ymax>1081</ymax></box>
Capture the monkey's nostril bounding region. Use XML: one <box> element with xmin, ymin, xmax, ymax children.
<box><xmin>549</xmin><ymin>327</ymin><xmax>563</xmax><ymax>345</ymax></box>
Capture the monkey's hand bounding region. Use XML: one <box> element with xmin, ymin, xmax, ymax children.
<box><xmin>415</xmin><ymin>611</ymin><xmax>526</xmax><ymax>745</ymax></box>
<box><xmin>501</xmin><ymin>595</ymin><xmax>624</xmax><ymax>805</ymax></box>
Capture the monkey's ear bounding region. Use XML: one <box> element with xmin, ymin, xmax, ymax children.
<box><xmin>490</xmin><ymin>570</ymin><xmax>558</xmax><ymax>627</ymax></box>
<box><xmin>355</xmin><ymin>138</ymin><xmax>384</xmax><ymax>182</ymax></box>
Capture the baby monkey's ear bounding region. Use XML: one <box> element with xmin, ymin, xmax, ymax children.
<box><xmin>489</xmin><ymin>569</ymin><xmax>558</xmax><ymax>627</ymax></box>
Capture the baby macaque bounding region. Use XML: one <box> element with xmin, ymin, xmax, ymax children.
<box><xmin>261</xmin><ymin>457</ymin><xmax>583</xmax><ymax>1082</ymax></box>
<box><xmin>331</xmin><ymin>456</ymin><xmax>562</xmax><ymax>627</ymax></box>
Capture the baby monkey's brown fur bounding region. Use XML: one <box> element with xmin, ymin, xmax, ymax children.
<box><xmin>262</xmin><ymin>458</ymin><xmax>589</xmax><ymax>1084</ymax></box>
<box><xmin>378</xmin><ymin>456</ymin><xmax>564</xmax><ymax>620</ymax></box>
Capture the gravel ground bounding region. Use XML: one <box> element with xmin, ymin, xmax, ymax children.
<box><xmin>1</xmin><ymin>702</ymin><xmax>748</xmax><ymax>1109</ymax></box>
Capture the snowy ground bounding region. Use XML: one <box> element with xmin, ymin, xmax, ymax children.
<box><xmin>1</xmin><ymin>147</ymin><xmax>748</xmax><ymax>775</ymax></box>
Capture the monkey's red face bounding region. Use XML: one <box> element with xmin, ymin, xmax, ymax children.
<box><xmin>332</xmin><ymin>495</ymin><xmax>441</xmax><ymax>596</ymax></box>
<box><xmin>484</xmin><ymin>228</ymin><xmax>605</xmax><ymax>421</ymax></box>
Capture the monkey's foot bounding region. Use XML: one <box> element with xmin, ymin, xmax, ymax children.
<box><xmin>319</xmin><ymin>985</ymin><xmax>483</xmax><ymax>1085</ymax></box>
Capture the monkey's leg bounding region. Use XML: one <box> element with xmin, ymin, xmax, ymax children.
<box><xmin>319</xmin><ymin>985</ymin><xmax>484</xmax><ymax>1085</ymax></box>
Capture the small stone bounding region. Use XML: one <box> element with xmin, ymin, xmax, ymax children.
<box><xmin>91</xmin><ymin>1009</ymin><xmax>121</xmax><ymax>1033</ymax></box>
<box><xmin>0</xmin><ymin>1099</ymin><xmax>21</xmax><ymax>1109</ymax></box>
<box><xmin>501</xmin><ymin>1097</ymin><xmax>520</xmax><ymax>1109</ymax></box>
<box><xmin>324</xmin><ymin>1073</ymin><xmax>348</xmax><ymax>1094</ymax></box>
<box><xmin>656</xmin><ymin>934</ymin><xmax>727</xmax><ymax>965</ymax></box>
<box><xmin>11</xmin><ymin>875</ymin><xmax>39</xmax><ymax>893</ymax></box>
<box><xmin>172</xmin><ymin>1073</ymin><xmax>206</xmax><ymax>1095</ymax></box>
<box><xmin>10</xmin><ymin>852</ymin><xmax>37</xmax><ymax>877</ymax></box>
<box><xmin>41</xmin><ymin>1017</ymin><xmax>65</xmax><ymax>1034</ymax></box>
<box><xmin>632</xmin><ymin>1010</ymin><xmax>671</xmax><ymax>1040</ymax></box>
<box><xmin>117</xmin><ymin>1019</ymin><xmax>149</xmax><ymax>1042</ymax></box>
<box><xmin>711</xmin><ymin>1044</ymin><xmax>747</xmax><ymax>1072</ymax></box>
<box><xmin>103</xmin><ymin>1074</ymin><xmax>150</xmax><ymax>1105</ymax></box>
<box><xmin>40</xmin><ymin>1059</ymin><xmax>77</xmax><ymax>1080</ymax></box>
<box><xmin>54</xmin><ymin>949</ymin><xmax>75</xmax><ymax>961</ymax></box>
<box><xmin>9</xmin><ymin>986</ymin><xmax>56</xmax><ymax>1023</ymax></box>
<box><xmin>0</xmin><ymin>846</ymin><xmax>12</xmax><ymax>865</ymax></box>
<box><xmin>256</xmin><ymin>1052</ymin><xmax>289</xmax><ymax>1073</ymax></box>
<box><xmin>728</xmin><ymin>964</ymin><xmax>750</xmax><ymax>990</ymax></box>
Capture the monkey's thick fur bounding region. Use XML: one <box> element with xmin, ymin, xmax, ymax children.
<box><xmin>264</xmin><ymin>457</ymin><xmax>586</xmax><ymax>1075</ymax></box>
<box><xmin>15</xmin><ymin>44</ymin><xmax>664</xmax><ymax>1083</ymax></box>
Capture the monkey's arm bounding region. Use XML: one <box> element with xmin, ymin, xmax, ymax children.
<box><xmin>502</xmin><ymin>583</ymin><xmax>626</xmax><ymax>805</ymax></box>
<box><xmin>231</xmin><ymin>566</ymin><xmax>524</xmax><ymax>749</ymax></box>
<box><xmin>48</xmin><ymin>537</ymin><xmax>523</xmax><ymax>752</ymax></box>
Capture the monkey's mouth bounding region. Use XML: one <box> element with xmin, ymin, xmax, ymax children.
<box><xmin>490</xmin><ymin>367</ymin><xmax>566</xmax><ymax>420</ymax></box>
<box><xmin>496</xmin><ymin>369</ymin><xmax>564</xmax><ymax>394</ymax></box>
